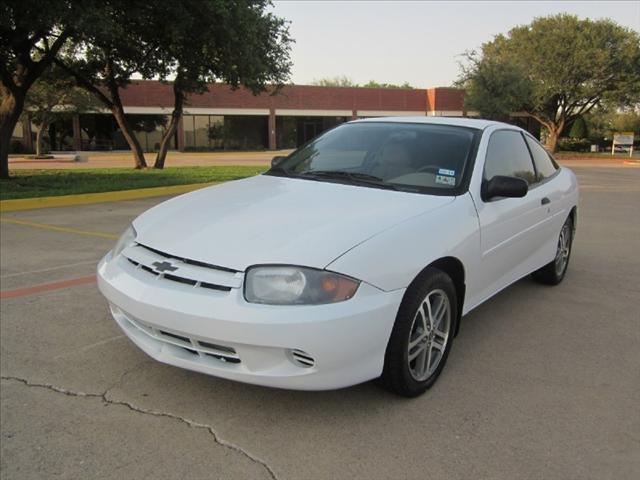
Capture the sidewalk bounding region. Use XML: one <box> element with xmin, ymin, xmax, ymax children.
<box><xmin>556</xmin><ymin>156</ymin><xmax>640</xmax><ymax>168</ymax></box>
<box><xmin>8</xmin><ymin>150</ymin><xmax>293</xmax><ymax>170</ymax></box>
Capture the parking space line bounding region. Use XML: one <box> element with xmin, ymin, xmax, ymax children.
<box><xmin>1</xmin><ymin>260</ymin><xmax>101</xmax><ymax>279</ymax></box>
<box><xmin>0</xmin><ymin>275</ymin><xmax>97</xmax><ymax>300</ymax></box>
<box><xmin>0</xmin><ymin>217</ymin><xmax>118</xmax><ymax>240</ymax></box>
<box><xmin>53</xmin><ymin>335</ymin><xmax>126</xmax><ymax>359</ymax></box>
<box><xmin>0</xmin><ymin>182</ymin><xmax>213</xmax><ymax>212</ymax></box>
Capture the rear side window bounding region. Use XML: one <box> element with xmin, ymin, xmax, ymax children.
<box><xmin>525</xmin><ymin>135</ymin><xmax>559</xmax><ymax>181</ymax></box>
<box><xmin>483</xmin><ymin>130</ymin><xmax>536</xmax><ymax>184</ymax></box>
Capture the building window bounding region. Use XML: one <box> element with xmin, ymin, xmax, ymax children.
<box><xmin>194</xmin><ymin>115</ymin><xmax>210</xmax><ymax>149</ymax></box>
<box><xmin>183</xmin><ymin>115</ymin><xmax>195</xmax><ymax>148</ymax></box>
<box><xmin>276</xmin><ymin>116</ymin><xmax>348</xmax><ymax>149</ymax></box>
<box><xmin>182</xmin><ymin>114</ymin><xmax>268</xmax><ymax>151</ymax></box>
<box><xmin>276</xmin><ymin>116</ymin><xmax>297</xmax><ymax>149</ymax></box>
<box><xmin>208</xmin><ymin>116</ymin><xmax>224</xmax><ymax>149</ymax></box>
<box><xmin>31</xmin><ymin>117</ymin><xmax>74</xmax><ymax>151</ymax></box>
<box><xmin>129</xmin><ymin>114</ymin><xmax>171</xmax><ymax>152</ymax></box>
<box><xmin>79</xmin><ymin>114</ymin><xmax>120</xmax><ymax>150</ymax></box>
<box><xmin>221</xmin><ymin>115</ymin><xmax>268</xmax><ymax>150</ymax></box>
<box><xmin>77</xmin><ymin>114</ymin><xmax>175</xmax><ymax>152</ymax></box>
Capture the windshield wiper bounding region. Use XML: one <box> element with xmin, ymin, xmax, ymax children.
<box><xmin>301</xmin><ymin>170</ymin><xmax>398</xmax><ymax>190</ymax></box>
<box><xmin>298</xmin><ymin>170</ymin><xmax>398</xmax><ymax>190</ymax></box>
<box><xmin>300</xmin><ymin>170</ymin><xmax>384</xmax><ymax>182</ymax></box>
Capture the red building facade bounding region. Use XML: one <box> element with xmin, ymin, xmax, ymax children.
<box><xmin>13</xmin><ymin>81</ymin><xmax>471</xmax><ymax>153</ymax></box>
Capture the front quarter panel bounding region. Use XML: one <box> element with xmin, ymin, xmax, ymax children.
<box><xmin>326</xmin><ymin>194</ymin><xmax>481</xmax><ymax>304</ymax></box>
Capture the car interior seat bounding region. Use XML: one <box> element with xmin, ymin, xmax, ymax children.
<box><xmin>371</xmin><ymin>142</ymin><xmax>415</xmax><ymax>181</ymax></box>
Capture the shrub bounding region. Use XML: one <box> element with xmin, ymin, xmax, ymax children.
<box><xmin>558</xmin><ymin>137</ymin><xmax>591</xmax><ymax>152</ymax></box>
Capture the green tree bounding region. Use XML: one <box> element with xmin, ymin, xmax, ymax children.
<box><xmin>311</xmin><ymin>75</ymin><xmax>357</xmax><ymax>87</ymax></box>
<box><xmin>458</xmin><ymin>59</ymin><xmax>532</xmax><ymax>121</ymax></box>
<box><xmin>568</xmin><ymin>116</ymin><xmax>589</xmax><ymax>139</ymax></box>
<box><xmin>53</xmin><ymin>1</ymin><xmax>173</xmax><ymax>169</ymax></box>
<box><xmin>584</xmin><ymin>106</ymin><xmax>640</xmax><ymax>141</ymax></box>
<box><xmin>609</xmin><ymin>109</ymin><xmax>640</xmax><ymax>134</ymax></box>
<box><xmin>0</xmin><ymin>0</ymin><xmax>87</xmax><ymax>178</ymax></box>
<box><xmin>23</xmin><ymin>66</ymin><xmax>96</xmax><ymax>156</ymax></box>
<box><xmin>459</xmin><ymin>14</ymin><xmax>640</xmax><ymax>152</ymax></box>
<box><xmin>362</xmin><ymin>80</ymin><xmax>414</xmax><ymax>89</ymax></box>
<box><xmin>151</xmin><ymin>0</ymin><xmax>292</xmax><ymax>169</ymax></box>
<box><xmin>51</xmin><ymin>0</ymin><xmax>291</xmax><ymax>170</ymax></box>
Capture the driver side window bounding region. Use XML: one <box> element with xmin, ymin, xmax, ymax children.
<box><xmin>484</xmin><ymin>130</ymin><xmax>536</xmax><ymax>184</ymax></box>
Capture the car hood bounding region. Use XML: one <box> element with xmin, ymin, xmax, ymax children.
<box><xmin>133</xmin><ymin>174</ymin><xmax>453</xmax><ymax>272</ymax></box>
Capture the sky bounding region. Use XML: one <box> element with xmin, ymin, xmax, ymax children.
<box><xmin>271</xmin><ymin>1</ymin><xmax>640</xmax><ymax>88</ymax></box>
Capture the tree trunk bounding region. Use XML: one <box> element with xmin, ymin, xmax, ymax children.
<box><xmin>56</xmin><ymin>56</ymin><xmax>149</xmax><ymax>169</ymax></box>
<box><xmin>1</xmin><ymin>30</ymin><xmax>71</xmax><ymax>179</ymax></box>
<box><xmin>0</xmin><ymin>88</ymin><xmax>24</xmax><ymax>179</ymax></box>
<box><xmin>35</xmin><ymin>122</ymin><xmax>47</xmax><ymax>157</ymax></box>
<box><xmin>154</xmin><ymin>85</ymin><xmax>184</xmax><ymax>169</ymax></box>
<box><xmin>545</xmin><ymin>118</ymin><xmax>566</xmax><ymax>153</ymax></box>
<box><xmin>105</xmin><ymin>59</ymin><xmax>147</xmax><ymax>169</ymax></box>
<box><xmin>545</xmin><ymin>128</ymin><xmax>560</xmax><ymax>153</ymax></box>
<box><xmin>111</xmin><ymin>105</ymin><xmax>147</xmax><ymax>169</ymax></box>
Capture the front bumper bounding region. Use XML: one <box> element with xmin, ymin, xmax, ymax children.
<box><xmin>97</xmin><ymin>253</ymin><xmax>405</xmax><ymax>390</ymax></box>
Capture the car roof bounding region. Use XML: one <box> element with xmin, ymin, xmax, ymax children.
<box><xmin>350</xmin><ymin>116</ymin><xmax>510</xmax><ymax>130</ymax></box>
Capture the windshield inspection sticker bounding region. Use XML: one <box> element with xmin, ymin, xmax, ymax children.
<box><xmin>438</xmin><ymin>168</ymin><xmax>455</xmax><ymax>176</ymax></box>
<box><xmin>435</xmin><ymin>175</ymin><xmax>456</xmax><ymax>186</ymax></box>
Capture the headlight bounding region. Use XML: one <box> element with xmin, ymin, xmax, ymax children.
<box><xmin>244</xmin><ymin>266</ymin><xmax>360</xmax><ymax>305</ymax></box>
<box><xmin>112</xmin><ymin>225</ymin><xmax>137</xmax><ymax>258</ymax></box>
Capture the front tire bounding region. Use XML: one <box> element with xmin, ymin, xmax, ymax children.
<box><xmin>532</xmin><ymin>216</ymin><xmax>574</xmax><ymax>285</ymax></box>
<box><xmin>380</xmin><ymin>268</ymin><xmax>458</xmax><ymax>397</ymax></box>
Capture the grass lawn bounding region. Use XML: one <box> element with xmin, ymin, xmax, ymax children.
<box><xmin>0</xmin><ymin>166</ymin><xmax>267</xmax><ymax>200</ymax></box>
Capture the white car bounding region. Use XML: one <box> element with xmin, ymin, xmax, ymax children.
<box><xmin>98</xmin><ymin>117</ymin><xmax>578</xmax><ymax>397</ymax></box>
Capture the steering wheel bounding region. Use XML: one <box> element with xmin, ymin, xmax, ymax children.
<box><xmin>417</xmin><ymin>165</ymin><xmax>441</xmax><ymax>174</ymax></box>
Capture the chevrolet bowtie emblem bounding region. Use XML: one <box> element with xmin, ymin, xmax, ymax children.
<box><xmin>152</xmin><ymin>261</ymin><xmax>178</xmax><ymax>272</ymax></box>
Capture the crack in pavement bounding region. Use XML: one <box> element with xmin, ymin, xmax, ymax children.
<box><xmin>1</xmin><ymin>374</ymin><xmax>279</xmax><ymax>480</ymax></box>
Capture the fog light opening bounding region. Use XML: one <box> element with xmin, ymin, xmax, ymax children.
<box><xmin>289</xmin><ymin>349</ymin><xmax>315</xmax><ymax>368</ymax></box>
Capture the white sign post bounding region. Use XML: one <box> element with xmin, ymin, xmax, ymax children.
<box><xmin>612</xmin><ymin>132</ymin><xmax>635</xmax><ymax>157</ymax></box>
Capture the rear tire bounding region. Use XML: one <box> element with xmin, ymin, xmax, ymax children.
<box><xmin>380</xmin><ymin>268</ymin><xmax>458</xmax><ymax>397</ymax></box>
<box><xmin>532</xmin><ymin>216</ymin><xmax>574</xmax><ymax>285</ymax></box>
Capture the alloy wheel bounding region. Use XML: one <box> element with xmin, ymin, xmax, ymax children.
<box><xmin>555</xmin><ymin>222</ymin><xmax>572</xmax><ymax>276</ymax></box>
<box><xmin>407</xmin><ymin>289</ymin><xmax>451</xmax><ymax>381</ymax></box>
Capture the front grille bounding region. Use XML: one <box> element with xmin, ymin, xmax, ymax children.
<box><xmin>123</xmin><ymin>244</ymin><xmax>241</xmax><ymax>292</ymax></box>
<box><xmin>140</xmin><ymin>244</ymin><xmax>238</xmax><ymax>273</ymax></box>
<box><xmin>119</xmin><ymin>309</ymin><xmax>241</xmax><ymax>364</ymax></box>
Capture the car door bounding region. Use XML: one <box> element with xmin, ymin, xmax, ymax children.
<box><xmin>472</xmin><ymin>129</ymin><xmax>551</xmax><ymax>303</ymax></box>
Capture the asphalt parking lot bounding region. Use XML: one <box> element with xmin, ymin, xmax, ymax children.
<box><xmin>1</xmin><ymin>164</ymin><xmax>639</xmax><ymax>480</ymax></box>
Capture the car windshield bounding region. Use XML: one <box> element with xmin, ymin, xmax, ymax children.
<box><xmin>267</xmin><ymin>122</ymin><xmax>479</xmax><ymax>194</ymax></box>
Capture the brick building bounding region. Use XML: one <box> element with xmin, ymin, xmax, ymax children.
<box><xmin>11</xmin><ymin>81</ymin><xmax>533</xmax><ymax>153</ymax></box>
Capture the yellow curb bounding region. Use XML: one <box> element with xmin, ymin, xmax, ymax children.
<box><xmin>0</xmin><ymin>182</ymin><xmax>215</xmax><ymax>212</ymax></box>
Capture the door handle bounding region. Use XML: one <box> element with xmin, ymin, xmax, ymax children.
<box><xmin>541</xmin><ymin>197</ymin><xmax>551</xmax><ymax>205</ymax></box>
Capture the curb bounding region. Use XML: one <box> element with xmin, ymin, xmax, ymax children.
<box><xmin>0</xmin><ymin>182</ymin><xmax>214</xmax><ymax>212</ymax></box>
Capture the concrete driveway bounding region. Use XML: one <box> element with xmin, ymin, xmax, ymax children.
<box><xmin>1</xmin><ymin>164</ymin><xmax>639</xmax><ymax>479</ymax></box>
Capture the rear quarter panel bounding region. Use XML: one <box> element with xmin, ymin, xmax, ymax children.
<box><xmin>545</xmin><ymin>165</ymin><xmax>580</xmax><ymax>249</ymax></box>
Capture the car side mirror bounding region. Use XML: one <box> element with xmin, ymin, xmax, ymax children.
<box><xmin>482</xmin><ymin>175</ymin><xmax>528</xmax><ymax>201</ymax></box>
<box><xmin>271</xmin><ymin>156</ymin><xmax>286</xmax><ymax>168</ymax></box>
